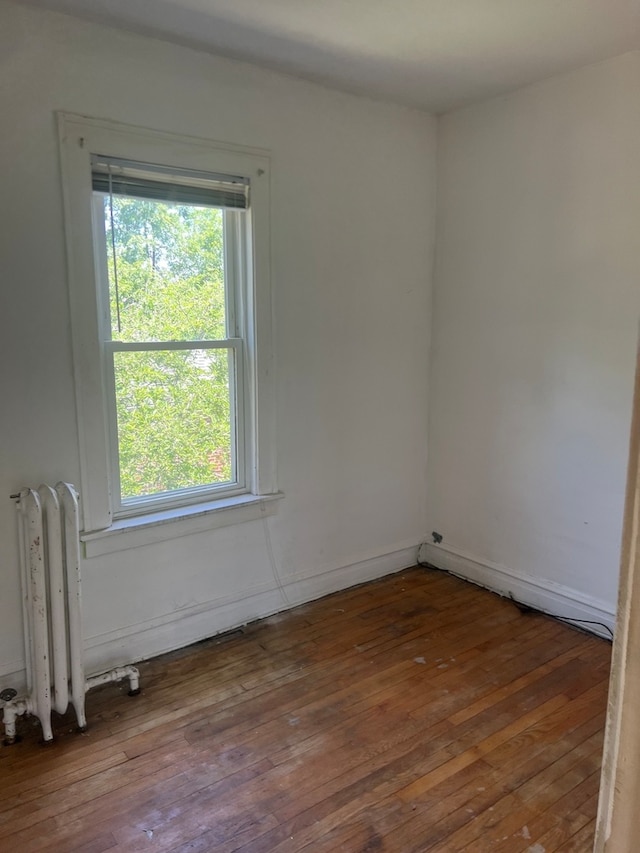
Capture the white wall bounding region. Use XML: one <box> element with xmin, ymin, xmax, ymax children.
<box><xmin>424</xmin><ymin>52</ymin><xmax>640</xmax><ymax>631</ymax></box>
<box><xmin>0</xmin><ymin>1</ymin><xmax>437</xmax><ymax>688</ymax></box>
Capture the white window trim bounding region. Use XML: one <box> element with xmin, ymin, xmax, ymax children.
<box><xmin>81</xmin><ymin>492</ymin><xmax>284</xmax><ymax>558</ymax></box>
<box><xmin>58</xmin><ymin>113</ymin><xmax>278</xmax><ymax>537</ymax></box>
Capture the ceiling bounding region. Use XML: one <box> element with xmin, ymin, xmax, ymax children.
<box><xmin>16</xmin><ymin>0</ymin><xmax>640</xmax><ymax>112</ymax></box>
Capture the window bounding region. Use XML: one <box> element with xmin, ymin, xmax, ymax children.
<box><xmin>59</xmin><ymin>115</ymin><xmax>276</xmax><ymax>535</ymax></box>
<box><xmin>92</xmin><ymin>156</ymin><xmax>248</xmax><ymax>515</ymax></box>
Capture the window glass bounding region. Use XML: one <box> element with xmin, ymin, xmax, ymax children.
<box><xmin>113</xmin><ymin>348</ymin><xmax>234</xmax><ymax>501</ymax></box>
<box><xmin>102</xmin><ymin>196</ymin><xmax>227</xmax><ymax>343</ymax></box>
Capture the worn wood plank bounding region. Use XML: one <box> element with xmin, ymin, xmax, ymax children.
<box><xmin>0</xmin><ymin>567</ymin><xmax>610</xmax><ymax>852</ymax></box>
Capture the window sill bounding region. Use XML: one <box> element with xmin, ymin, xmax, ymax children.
<box><xmin>81</xmin><ymin>492</ymin><xmax>284</xmax><ymax>558</ymax></box>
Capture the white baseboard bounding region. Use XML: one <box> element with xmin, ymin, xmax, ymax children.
<box><xmin>0</xmin><ymin>663</ymin><xmax>27</xmax><ymax>696</ymax></box>
<box><xmin>418</xmin><ymin>542</ymin><xmax>616</xmax><ymax>639</ymax></box>
<box><xmin>81</xmin><ymin>543</ymin><xmax>420</xmax><ymax>676</ymax></box>
<box><xmin>1</xmin><ymin>543</ymin><xmax>420</xmax><ymax>692</ymax></box>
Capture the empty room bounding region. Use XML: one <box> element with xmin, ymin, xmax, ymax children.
<box><xmin>1</xmin><ymin>0</ymin><xmax>639</xmax><ymax>850</ymax></box>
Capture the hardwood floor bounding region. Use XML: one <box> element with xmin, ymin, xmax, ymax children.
<box><xmin>0</xmin><ymin>567</ymin><xmax>611</xmax><ymax>852</ymax></box>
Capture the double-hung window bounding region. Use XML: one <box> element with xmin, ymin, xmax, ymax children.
<box><xmin>92</xmin><ymin>156</ymin><xmax>248</xmax><ymax>515</ymax></box>
<box><xmin>59</xmin><ymin>115</ymin><xmax>276</xmax><ymax>537</ymax></box>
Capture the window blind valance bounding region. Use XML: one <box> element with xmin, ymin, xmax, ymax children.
<box><xmin>91</xmin><ymin>155</ymin><xmax>250</xmax><ymax>210</ymax></box>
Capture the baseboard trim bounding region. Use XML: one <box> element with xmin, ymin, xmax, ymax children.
<box><xmin>418</xmin><ymin>542</ymin><xmax>616</xmax><ymax>639</ymax></box>
<box><xmin>81</xmin><ymin>543</ymin><xmax>420</xmax><ymax>676</ymax></box>
<box><xmin>0</xmin><ymin>663</ymin><xmax>27</xmax><ymax>695</ymax></box>
<box><xmin>2</xmin><ymin>543</ymin><xmax>420</xmax><ymax>690</ymax></box>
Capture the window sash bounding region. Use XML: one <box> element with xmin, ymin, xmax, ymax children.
<box><xmin>105</xmin><ymin>339</ymin><xmax>243</xmax><ymax>352</ymax></box>
<box><xmin>106</xmin><ymin>342</ymin><xmax>246</xmax><ymax>518</ymax></box>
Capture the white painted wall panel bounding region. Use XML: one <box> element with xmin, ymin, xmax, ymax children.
<box><xmin>0</xmin><ymin>1</ymin><xmax>436</xmax><ymax>686</ymax></box>
<box><xmin>427</xmin><ymin>53</ymin><xmax>640</xmax><ymax>613</ymax></box>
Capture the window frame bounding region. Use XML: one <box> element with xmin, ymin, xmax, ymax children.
<box><xmin>92</xmin><ymin>195</ymin><xmax>246</xmax><ymax>517</ymax></box>
<box><xmin>58</xmin><ymin>113</ymin><xmax>276</xmax><ymax>534</ymax></box>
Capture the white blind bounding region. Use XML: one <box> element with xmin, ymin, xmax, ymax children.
<box><xmin>91</xmin><ymin>155</ymin><xmax>250</xmax><ymax>209</ymax></box>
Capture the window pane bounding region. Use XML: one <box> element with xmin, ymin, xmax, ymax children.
<box><xmin>102</xmin><ymin>196</ymin><xmax>226</xmax><ymax>342</ymax></box>
<box><xmin>114</xmin><ymin>349</ymin><xmax>234</xmax><ymax>501</ymax></box>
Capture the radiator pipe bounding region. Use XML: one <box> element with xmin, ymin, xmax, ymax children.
<box><xmin>2</xmin><ymin>663</ymin><xmax>141</xmax><ymax>743</ymax></box>
<box><xmin>86</xmin><ymin>665</ymin><xmax>141</xmax><ymax>698</ymax></box>
<box><xmin>1</xmin><ymin>697</ymin><xmax>30</xmax><ymax>745</ymax></box>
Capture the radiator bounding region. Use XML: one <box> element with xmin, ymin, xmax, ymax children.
<box><xmin>1</xmin><ymin>483</ymin><xmax>140</xmax><ymax>744</ymax></box>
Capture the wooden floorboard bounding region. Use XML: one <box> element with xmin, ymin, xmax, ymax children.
<box><xmin>0</xmin><ymin>567</ymin><xmax>611</xmax><ymax>852</ymax></box>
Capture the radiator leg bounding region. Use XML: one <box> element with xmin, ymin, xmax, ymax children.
<box><xmin>40</xmin><ymin>716</ymin><xmax>54</xmax><ymax>742</ymax></box>
<box><xmin>74</xmin><ymin>703</ymin><xmax>87</xmax><ymax>733</ymax></box>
